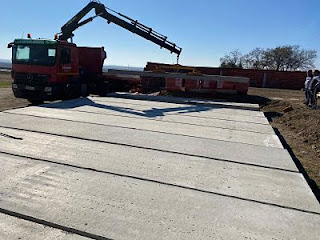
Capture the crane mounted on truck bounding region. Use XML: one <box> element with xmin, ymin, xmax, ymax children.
<box><xmin>8</xmin><ymin>1</ymin><xmax>182</xmax><ymax>104</ymax></box>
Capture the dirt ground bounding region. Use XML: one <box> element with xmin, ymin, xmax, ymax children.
<box><xmin>0</xmin><ymin>72</ymin><xmax>29</xmax><ymax>111</ymax></box>
<box><xmin>0</xmin><ymin>71</ymin><xmax>13</xmax><ymax>88</ymax></box>
<box><xmin>0</xmin><ymin>71</ymin><xmax>319</xmax><ymax>194</ymax></box>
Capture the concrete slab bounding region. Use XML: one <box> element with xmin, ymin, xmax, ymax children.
<box><xmin>8</xmin><ymin>105</ymin><xmax>275</xmax><ymax>134</ymax></box>
<box><xmin>89</xmin><ymin>96</ymin><xmax>265</xmax><ymax>117</ymax></box>
<box><xmin>1</xmin><ymin>96</ymin><xmax>318</xmax><ymax>239</ymax></box>
<box><xmin>0</xmin><ymin>213</ymin><xmax>89</xmax><ymax>240</ymax></box>
<box><xmin>45</xmin><ymin>101</ymin><xmax>270</xmax><ymax>125</ymax></box>
<box><xmin>5</xmin><ymin>107</ymin><xmax>283</xmax><ymax>148</ymax></box>
<box><xmin>1</xmin><ymin>154</ymin><xmax>319</xmax><ymax>240</ymax></box>
<box><xmin>0</xmin><ymin>128</ymin><xmax>318</xmax><ymax>213</ymax></box>
<box><xmin>42</xmin><ymin>97</ymin><xmax>269</xmax><ymax>124</ymax></box>
<box><xmin>0</xmin><ymin>115</ymin><xmax>296</xmax><ymax>171</ymax></box>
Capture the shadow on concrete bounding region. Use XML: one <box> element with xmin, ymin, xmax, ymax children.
<box><xmin>41</xmin><ymin>97</ymin><xmax>214</xmax><ymax>118</ymax></box>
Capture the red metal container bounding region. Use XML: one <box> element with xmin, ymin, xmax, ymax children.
<box><xmin>78</xmin><ymin>47</ymin><xmax>106</xmax><ymax>76</ymax></box>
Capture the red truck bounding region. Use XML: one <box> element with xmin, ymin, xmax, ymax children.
<box><xmin>8</xmin><ymin>1</ymin><xmax>181</xmax><ymax>104</ymax></box>
<box><xmin>9</xmin><ymin>39</ymin><xmax>107</xmax><ymax>103</ymax></box>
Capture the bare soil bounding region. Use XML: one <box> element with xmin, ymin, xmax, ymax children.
<box><xmin>0</xmin><ymin>72</ymin><xmax>29</xmax><ymax>111</ymax></box>
<box><xmin>0</xmin><ymin>72</ymin><xmax>13</xmax><ymax>88</ymax></box>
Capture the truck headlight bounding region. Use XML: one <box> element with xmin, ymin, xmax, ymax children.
<box><xmin>12</xmin><ymin>84</ymin><xmax>18</xmax><ymax>89</ymax></box>
<box><xmin>44</xmin><ymin>87</ymin><xmax>52</xmax><ymax>92</ymax></box>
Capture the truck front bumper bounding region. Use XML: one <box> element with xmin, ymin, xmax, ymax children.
<box><xmin>12</xmin><ymin>83</ymin><xmax>58</xmax><ymax>100</ymax></box>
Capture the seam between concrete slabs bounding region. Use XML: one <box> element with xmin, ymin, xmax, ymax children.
<box><xmin>0</xmin><ymin>208</ymin><xmax>112</xmax><ymax>240</ymax></box>
<box><xmin>0</xmin><ymin>126</ymin><xmax>297</xmax><ymax>173</ymax></box>
<box><xmin>0</xmin><ymin>151</ymin><xmax>318</xmax><ymax>215</ymax></box>
<box><xmin>1</xmin><ymin>112</ymin><xmax>282</xmax><ymax>149</ymax></box>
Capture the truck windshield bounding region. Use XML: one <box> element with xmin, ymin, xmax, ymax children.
<box><xmin>13</xmin><ymin>45</ymin><xmax>56</xmax><ymax>66</ymax></box>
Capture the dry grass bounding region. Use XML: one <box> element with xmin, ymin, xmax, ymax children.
<box><xmin>0</xmin><ymin>72</ymin><xmax>12</xmax><ymax>88</ymax></box>
<box><xmin>0</xmin><ymin>72</ymin><xmax>29</xmax><ymax>111</ymax></box>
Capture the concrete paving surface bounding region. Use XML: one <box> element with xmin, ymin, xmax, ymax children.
<box><xmin>0</xmin><ymin>94</ymin><xmax>319</xmax><ymax>240</ymax></box>
<box><xmin>0</xmin><ymin>213</ymin><xmax>88</xmax><ymax>240</ymax></box>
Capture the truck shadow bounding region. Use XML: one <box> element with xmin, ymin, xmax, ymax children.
<box><xmin>41</xmin><ymin>97</ymin><xmax>215</xmax><ymax>118</ymax></box>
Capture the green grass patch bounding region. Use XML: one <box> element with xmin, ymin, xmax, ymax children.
<box><xmin>0</xmin><ymin>81</ymin><xmax>12</xmax><ymax>88</ymax></box>
<box><xmin>0</xmin><ymin>71</ymin><xmax>13</xmax><ymax>88</ymax></box>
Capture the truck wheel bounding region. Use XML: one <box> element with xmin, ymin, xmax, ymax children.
<box><xmin>27</xmin><ymin>99</ymin><xmax>44</xmax><ymax>105</ymax></box>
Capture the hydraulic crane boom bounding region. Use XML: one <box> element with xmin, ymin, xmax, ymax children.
<box><xmin>58</xmin><ymin>1</ymin><xmax>182</xmax><ymax>56</ymax></box>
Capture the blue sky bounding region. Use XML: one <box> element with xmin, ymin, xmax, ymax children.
<box><xmin>0</xmin><ymin>0</ymin><xmax>319</xmax><ymax>68</ymax></box>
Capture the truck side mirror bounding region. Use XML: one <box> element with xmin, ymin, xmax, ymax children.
<box><xmin>7</xmin><ymin>42</ymin><xmax>13</xmax><ymax>48</ymax></box>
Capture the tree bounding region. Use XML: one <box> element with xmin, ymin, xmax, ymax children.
<box><xmin>268</xmin><ymin>46</ymin><xmax>293</xmax><ymax>71</ymax></box>
<box><xmin>242</xmin><ymin>48</ymin><xmax>267</xmax><ymax>70</ymax></box>
<box><xmin>221</xmin><ymin>46</ymin><xmax>317</xmax><ymax>71</ymax></box>
<box><xmin>265</xmin><ymin>46</ymin><xmax>317</xmax><ymax>71</ymax></box>
<box><xmin>286</xmin><ymin>46</ymin><xmax>317</xmax><ymax>71</ymax></box>
<box><xmin>220</xmin><ymin>49</ymin><xmax>243</xmax><ymax>68</ymax></box>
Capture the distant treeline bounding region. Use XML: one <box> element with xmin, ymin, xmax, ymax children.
<box><xmin>220</xmin><ymin>45</ymin><xmax>317</xmax><ymax>71</ymax></box>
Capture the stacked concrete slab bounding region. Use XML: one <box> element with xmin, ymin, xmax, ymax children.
<box><xmin>0</xmin><ymin>94</ymin><xmax>319</xmax><ymax>239</ymax></box>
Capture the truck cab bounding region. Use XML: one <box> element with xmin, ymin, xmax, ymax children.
<box><xmin>9</xmin><ymin>39</ymin><xmax>106</xmax><ymax>103</ymax></box>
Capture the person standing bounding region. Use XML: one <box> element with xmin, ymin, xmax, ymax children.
<box><xmin>310</xmin><ymin>70</ymin><xmax>320</xmax><ymax>109</ymax></box>
<box><xmin>311</xmin><ymin>81</ymin><xmax>320</xmax><ymax>109</ymax></box>
<box><xmin>304</xmin><ymin>70</ymin><xmax>313</xmax><ymax>106</ymax></box>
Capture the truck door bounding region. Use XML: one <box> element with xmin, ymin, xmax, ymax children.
<box><xmin>57</xmin><ymin>46</ymin><xmax>78</xmax><ymax>83</ymax></box>
<box><xmin>57</xmin><ymin>46</ymin><xmax>81</xmax><ymax>98</ymax></box>
<box><xmin>58</xmin><ymin>47</ymin><xmax>71</xmax><ymax>82</ymax></box>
